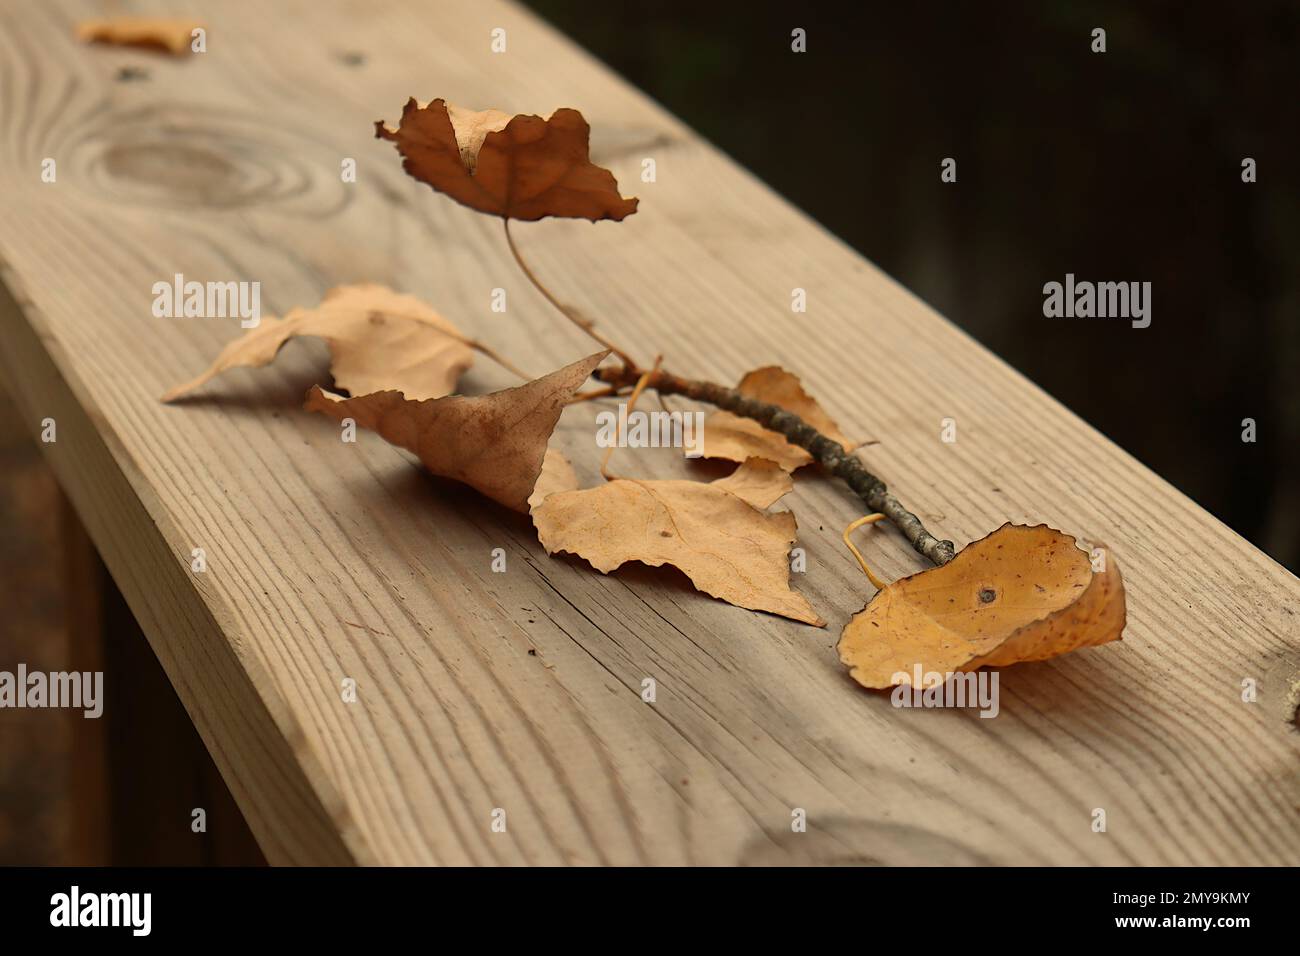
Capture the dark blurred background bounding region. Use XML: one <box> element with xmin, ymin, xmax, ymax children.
<box><xmin>526</xmin><ymin>0</ymin><xmax>1300</xmax><ymax>572</ymax></box>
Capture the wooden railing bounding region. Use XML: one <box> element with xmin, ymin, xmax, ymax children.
<box><xmin>0</xmin><ymin>0</ymin><xmax>1296</xmax><ymax>864</ymax></box>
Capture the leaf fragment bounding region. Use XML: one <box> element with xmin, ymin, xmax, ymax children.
<box><xmin>838</xmin><ymin>523</ymin><xmax>1126</xmax><ymax>689</ymax></box>
<box><xmin>162</xmin><ymin>284</ymin><xmax>473</xmax><ymax>403</ymax></box>
<box><xmin>376</xmin><ymin>98</ymin><xmax>638</xmax><ymax>222</ymax></box>
<box><xmin>76</xmin><ymin>17</ymin><xmax>202</xmax><ymax>55</ymax></box>
<box><xmin>533</xmin><ymin>467</ymin><xmax>823</xmax><ymax>626</ymax></box>
<box><xmin>304</xmin><ymin>352</ymin><xmax>607</xmax><ymax>513</ymax></box>
<box><xmin>699</xmin><ymin>366</ymin><xmax>856</xmax><ymax>471</ymax></box>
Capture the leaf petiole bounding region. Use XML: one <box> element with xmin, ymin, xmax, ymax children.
<box><xmin>502</xmin><ymin>219</ymin><xmax>640</xmax><ymax>371</ymax></box>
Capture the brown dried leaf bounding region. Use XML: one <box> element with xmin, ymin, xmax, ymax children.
<box><xmin>710</xmin><ymin>458</ymin><xmax>795</xmax><ymax>509</ymax></box>
<box><xmin>838</xmin><ymin>523</ymin><xmax>1126</xmax><ymax>689</ymax></box>
<box><xmin>76</xmin><ymin>17</ymin><xmax>202</xmax><ymax>55</ymax></box>
<box><xmin>533</xmin><ymin>468</ymin><xmax>823</xmax><ymax>626</ymax></box>
<box><xmin>304</xmin><ymin>352</ymin><xmax>607</xmax><ymax>513</ymax></box>
<box><xmin>376</xmin><ymin>98</ymin><xmax>638</xmax><ymax>222</ymax></box>
<box><xmin>162</xmin><ymin>284</ymin><xmax>473</xmax><ymax>403</ymax></box>
<box><xmin>699</xmin><ymin>366</ymin><xmax>856</xmax><ymax>471</ymax></box>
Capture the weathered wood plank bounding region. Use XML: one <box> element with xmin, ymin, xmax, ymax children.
<box><xmin>0</xmin><ymin>0</ymin><xmax>1296</xmax><ymax>864</ymax></box>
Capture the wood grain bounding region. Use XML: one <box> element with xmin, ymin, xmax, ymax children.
<box><xmin>0</xmin><ymin>0</ymin><xmax>1296</xmax><ymax>865</ymax></box>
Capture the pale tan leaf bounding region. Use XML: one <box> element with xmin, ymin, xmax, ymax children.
<box><xmin>710</xmin><ymin>458</ymin><xmax>795</xmax><ymax>510</ymax></box>
<box><xmin>376</xmin><ymin>98</ymin><xmax>638</xmax><ymax>222</ymax></box>
<box><xmin>445</xmin><ymin>103</ymin><xmax>512</xmax><ymax>172</ymax></box>
<box><xmin>162</xmin><ymin>284</ymin><xmax>473</xmax><ymax>403</ymax></box>
<box><xmin>533</xmin><ymin>474</ymin><xmax>823</xmax><ymax>626</ymax></box>
<box><xmin>528</xmin><ymin>449</ymin><xmax>579</xmax><ymax>512</ymax></box>
<box><xmin>304</xmin><ymin>352</ymin><xmax>607</xmax><ymax>513</ymax></box>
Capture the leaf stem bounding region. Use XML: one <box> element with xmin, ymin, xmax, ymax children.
<box><xmin>594</xmin><ymin>365</ymin><xmax>957</xmax><ymax>566</ymax></box>
<box><xmin>502</xmin><ymin>219</ymin><xmax>639</xmax><ymax>369</ymax></box>
<box><xmin>842</xmin><ymin>514</ymin><xmax>889</xmax><ymax>589</ymax></box>
<box><xmin>461</xmin><ymin>336</ymin><xmax>531</xmax><ymax>381</ymax></box>
<box><xmin>567</xmin><ymin>385</ymin><xmax>624</xmax><ymax>404</ymax></box>
<box><xmin>599</xmin><ymin>357</ymin><xmax>660</xmax><ymax>480</ymax></box>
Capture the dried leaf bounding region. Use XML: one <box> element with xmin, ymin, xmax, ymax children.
<box><xmin>698</xmin><ymin>413</ymin><xmax>813</xmax><ymax>472</ymax></box>
<box><xmin>699</xmin><ymin>366</ymin><xmax>856</xmax><ymax>471</ymax></box>
<box><xmin>710</xmin><ymin>457</ymin><xmax>795</xmax><ymax>509</ymax></box>
<box><xmin>304</xmin><ymin>352</ymin><xmax>607</xmax><ymax>513</ymax></box>
<box><xmin>737</xmin><ymin>367</ymin><xmax>856</xmax><ymax>450</ymax></box>
<box><xmin>528</xmin><ymin>449</ymin><xmax>579</xmax><ymax>512</ymax></box>
<box><xmin>76</xmin><ymin>17</ymin><xmax>202</xmax><ymax>55</ymax></box>
<box><xmin>533</xmin><ymin>468</ymin><xmax>823</xmax><ymax>626</ymax></box>
<box><xmin>162</xmin><ymin>284</ymin><xmax>473</xmax><ymax>403</ymax></box>
<box><xmin>376</xmin><ymin>98</ymin><xmax>638</xmax><ymax>222</ymax></box>
<box><xmin>838</xmin><ymin>523</ymin><xmax>1126</xmax><ymax>689</ymax></box>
